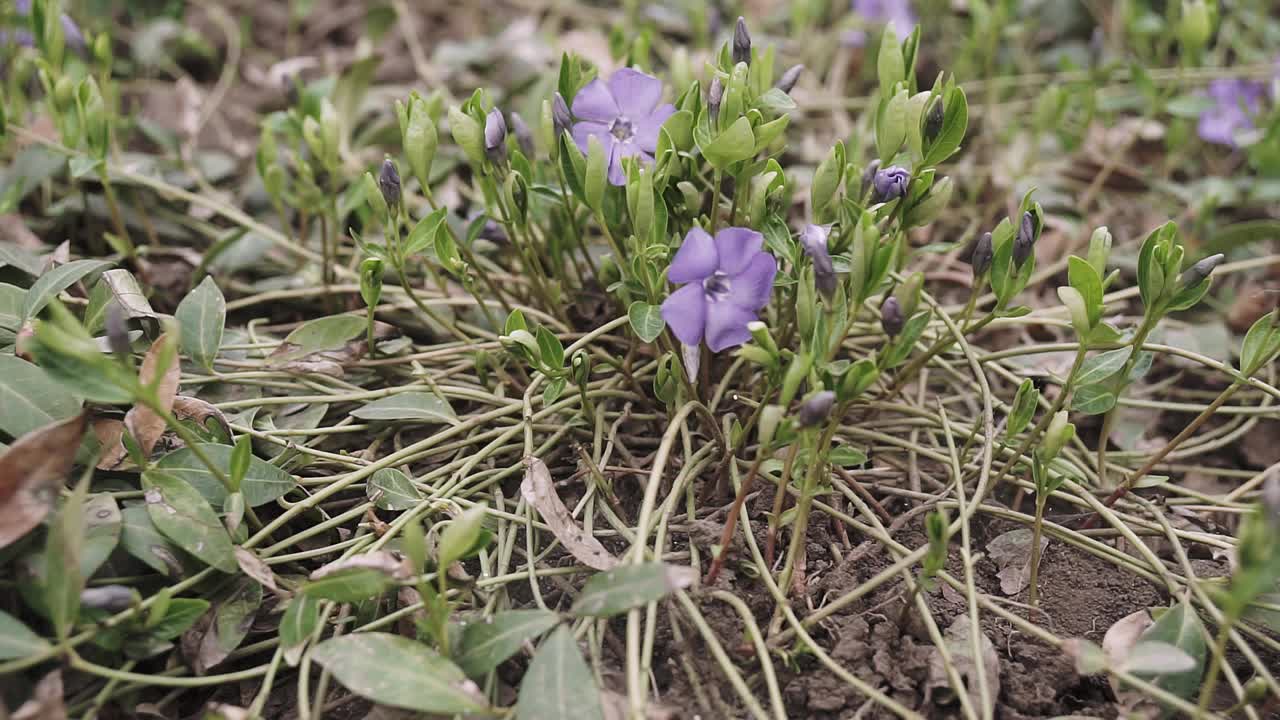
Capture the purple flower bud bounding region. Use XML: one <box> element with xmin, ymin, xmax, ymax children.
<box><xmin>510</xmin><ymin>112</ymin><xmax>534</xmax><ymax>157</ymax></box>
<box><xmin>777</xmin><ymin>64</ymin><xmax>804</xmax><ymax>94</ymax></box>
<box><xmin>969</xmin><ymin>232</ymin><xmax>994</xmax><ymax>278</ymax></box>
<box><xmin>80</xmin><ymin>585</ymin><xmax>135</xmax><ymax>612</ymax></box>
<box><xmin>859</xmin><ymin>159</ymin><xmax>881</xmax><ymax>199</ymax></box>
<box><xmin>708</xmin><ymin>77</ymin><xmax>724</xmax><ymax>119</ymax></box>
<box><xmin>1180</xmin><ymin>253</ymin><xmax>1225</xmax><ymax>289</ymax></box>
<box><xmin>872</xmin><ymin>166</ymin><xmax>911</xmax><ymax>203</ymax></box>
<box><xmin>378</xmin><ymin>157</ymin><xmax>401</xmax><ymax>210</ymax></box>
<box><xmin>800</xmin><ymin>224</ymin><xmax>836</xmax><ymax>301</ymax></box>
<box><xmin>798</xmin><ymin>391</ymin><xmax>836</xmax><ymax>427</ymax></box>
<box><xmin>552</xmin><ymin>92</ymin><xmax>572</xmax><ymax>139</ymax></box>
<box><xmin>1012</xmin><ymin>211</ymin><xmax>1036</xmax><ymax>267</ymax></box>
<box><xmin>733</xmin><ymin>17</ymin><xmax>752</xmax><ymax>65</ymax></box>
<box><xmin>105</xmin><ymin>302</ymin><xmax>130</xmax><ymax>359</ymax></box>
<box><xmin>479</xmin><ymin>218</ymin><xmax>507</xmax><ymax>245</ymax></box>
<box><xmin>881</xmin><ymin>296</ymin><xmax>905</xmax><ymax>337</ymax></box>
<box><xmin>484</xmin><ymin>109</ymin><xmax>508</xmax><ymax>165</ymax></box>
<box><xmin>924</xmin><ymin>99</ymin><xmax>945</xmax><ymax>142</ymax></box>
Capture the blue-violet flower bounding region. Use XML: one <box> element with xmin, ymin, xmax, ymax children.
<box><xmin>846</xmin><ymin>0</ymin><xmax>915</xmax><ymax>47</ymax></box>
<box><xmin>872</xmin><ymin>165</ymin><xmax>911</xmax><ymax>202</ymax></box>
<box><xmin>661</xmin><ymin>227</ymin><xmax>777</xmax><ymax>352</ymax></box>
<box><xmin>572</xmin><ymin>68</ymin><xmax>675</xmax><ymax>185</ymax></box>
<box><xmin>1198</xmin><ymin>78</ymin><xmax>1266</xmax><ymax>148</ymax></box>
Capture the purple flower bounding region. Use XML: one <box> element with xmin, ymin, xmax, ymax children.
<box><xmin>661</xmin><ymin>227</ymin><xmax>777</xmax><ymax>352</ymax></box>
<box><xmin>8</xmin><ymin>0</ymin><xmax>84</xmax><ymax>50</ymax></box>
<box><xmin>571</xmin><ymin>68</ymin><xmax>675</xmax><ymax>185</ymax></box>
<box><xmin>799</xmin><ymin>224</ymin><xmax>837</xmax><ymax>300</ymax></box>
<box><xmin>872</xmin><ymin>165</ymin><xmax>911</xmax><ymax>202</ymax></box>
<box><xmin>1198</xmin><ymin>78</ymin><xmax>1266</xmax><ymax>148</ymax></box>
<box><xmin>484</xmin><ymin>109</ymin><xmax>508</xmax><ymax>165</ymax></box>
<box><xmin>845</xmin><ymin>0</ymin><xmax>915</xmax><ymax>47</ymax></box>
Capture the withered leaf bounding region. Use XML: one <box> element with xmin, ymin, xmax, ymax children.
<box><xmin>234</xmin><ymin>547</ymin><xmax>282</xmax><ymax>595</ymax></box>
<box><xmin>12</xmin><ymin>669</ymin><xmax>66</xmax><ymax>720</ymax></box>
<box><xmin>181</xmin><ymin>577</ymin><xmax>262</xmax><ymax>675</ymax></box>
<box><xmin>521</xmin><ymin>456</ymin><xmax>618</xmax><ymax>571</ymax></box>
<box><xmin>99</xmin><ymin>333</ymin><xmax>180</xmax><ymax>469</ymax></box>
<box><xmin>0</xmin><ymin>413</ymin><xmax>88</xmax><ymax>550</ymax></box>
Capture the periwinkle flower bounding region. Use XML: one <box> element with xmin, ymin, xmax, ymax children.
<box><xmin>708</xmin><ymin>76</ymin><xmax>724</xmax><ymax>120</ymax></box>
<box><xmin>378</xmin><ymin>157</ymin><xmax>401</xmax><ymax>210</ymax></box>
<box><xmin>1180</xmin><ymin>253</ymin><xmax>1225</xmax><ymax>289</ymax></box>
<box><xmin>846</xmin><ymin>0</ymin><xmax>916</xmax><ymax>47</ymax></box>
<box><xmin>1012</xmin><ymin>211</ymin><xmax>1036</xmax><ymax>267</ymax></box>
<box><xmin>880</xmin><ymin>296</ymin><xmax>905</xmax><ymax>337</ymax></box>
<box><xmin>572</xmin><ymin>68</ymin><xmax>675</xmax><ymax>185</ymax></box>
<box><xmin>733</xmin><ymin>16</ymin><xmax>752</xmax><ymax>65</ymax></box>
<box><xmin>798</xmin><ymin>391</ymin><xmax>836</xmax><ymax>427</ymax></box>
<box><xmin>552</xmin><ymin>93</ymin><xmax>573</xmax><ymax>139</ymax></box>
<box><xmin>969</xmin><ymin>231</ymin><xmax>994</xmax><ymax>278</ymax></box>
<box><xmin>872</xmin><ymin>165</ymin><xmax>910</xmax><ymax>202</ymax></box>
<box><xmin>484</xmin><ymin>109</ymin><xmax>508</xmax><ymax>165</ymax></box>
<box><xmin>661</xmin><ymin>227</ymin><xmax>778</xmax><ymax>352</ymax></box>
<box><xmin>777</xmin><ymin>64</ymin><xmax>804</xmax><ymax>94</ymax></box>
<box><xmin>799</xmin><ymin>224</ymin><xmax>836</xmax><ymax>301</ymax></box>
<box><xmin>1198</xmin><ymin>79</ymin><xmax>1266</xmax><ymax>148</ymax></box>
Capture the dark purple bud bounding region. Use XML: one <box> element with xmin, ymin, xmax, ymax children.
<box><xmin>872</xmin><ymin>166</ymin><xmax>911</xmax><ymax>203</ymax></box>
<box><xmin>1180</xmin><ymin>253</ymin><xmax>1225</xmax><ymax>289</ymax></box>
<box><xmin>733</xmin><ymin>17</ymin><xmax>752</xmax><ymax>65</ymax></box>
<box><xmin>776</xmin><ymin>64</ymin><xmax>804</xmax><ymax>94</ymax></box>
<box><xmin>479</xmin><ymin>219</ymin><xmax>507</xmax><ymax>245</ymax></box>
<box><xmin>924</xmin><ymin>99</ymin><xmax>945</xmax><ymax>142</ymax></box>
<box><xmin>484</xmin><ymin>109</ymin><xmax>507</xmax><ymax>165</ymax></box>
<box><xmin>378</xmin><ymin>157</ymin><xmax>401</xmax><ymax>210</ymax></box>
<box><xmin>798</xmin><ymin>391</ymin><xmax>836</xmax><ymax>428</ymax></box>
<box><xmin>1012</xmin><ymin>211</ymin><xmax>1036</xmax><ymax>267</ymax></box>
<box><xmin>859</xmin><ymin>159</ymin><xmax>881</xmax><ymax>199</ymax></box>
<box><xmin>510</xmin><ymin>112</ymin><xmax>534</xmax><ymax>157</ymax></box>
<box><xmin>80</xmin><ymin>585</ymin><xmax>135</xmax><ymax>612</ymax></box>
<box><xmin>800</xmin><ymin>224</ymin><xmax>836</xmax><ymax>301</ymax></box>
<box><xmin>552</xmin><ymin>93</ymin><xmax>572</xmax><ymax>139</ymax></box>
<box><xmin>708</xmin><ymin>77</ymin><xmax>724</xmax><ymax>119</ymax></box>
<box><xmin>881</xmin><ymin>296</ymin><xmax>905</xmax><ymax>337</ymax></box>
<box><xmin>970</xmin><ymin>232</ymin><xmax>994</xmax><ymax>278</ymax></box>
<box><xmin>105</xmin><ymin>302</ymin><xmax>130</xmax><ymax>359</ymax></box>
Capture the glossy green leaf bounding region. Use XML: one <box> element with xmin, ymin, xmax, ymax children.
<box><xmin>1071</xmin><ymin>384</ymin><xmax>1117</xmax><ymax>415</ymax></box>
<box><xmin>457</xmin><ymin>609</ymin><xmax>561</xmax><ymax>678</ymax></box>
<box><xmin>516</xmin><ymin>625</ymin><xmax>605</xmax><ymax>720</ymax></box>
<box><xmin>147</xmin><ymin>598</ymin><xmax>210</xmax><ymax>640</ymax></box>
<box><xmin>120</xmin><ymin>505</ymin><xmax>186</xmax><ymax>577</ymax></box>
<box><xmin>628</xmin><ymin>301</ymin><xmax>665</xmax><ymax>343</ymax></box>
<box><xmin>156</xmin><ymin>443</ymin><xmax>295</xmax><ymax>508</ymax></box>
<box><xmin>1075</xmin><ymin>348</ymin><xmax>1129</xmax><ymax>386</ymax></box>
<box><xmin>0</xmin><ymin>610</ymin><xmax>52</xmax><ymax>660</ymax></box>
<box><xmin>350</xmin><ymin>391</ymin><xmax>457</xmax><ymax>423</ymax></box>
<box><xmin>701</xmin><ymin>116</ymin><xmax>756</xmax><ymax>169</ymax></box>
<box><xmin>1240</xmin><ymin>311</ymin><xmax>1280</xmax><ymax>375</ymax></box>
<box><xmin>81</xmin><ymin>494</ymin><xmax>121</xmax><ymax>579</ymax></box>
<box><xmin>175</xmin><ymin>276</ymin><xmax>226</xmax><ymax>370</ymax></box>
<box><xmin>280</xmin><ymin>593</ymin><xmax>321</xmax><ymax>666</ymax></box>
<box><xmin>921</xmin><ymin>86</ymin><xmax>967</xmax><ymax>167</ymax></box>
<box><xmin>1137</xmin><ymin>600</ymin><xmax>1207</xmax><ymax>700</ymax></box>
<box><xmin>142</xmin><ymin>470</ymin><xmax>238</xmax><ymax>573</ymax></box>
<box><xmin>280</xmin><ymin>315</ymin><xmax>365</xmax><ymax>357</ymax></box>
<box><xmin>570</xmin><ymin>562</ymin><xmax>696</xmax><ymax>618</ymax></box>
<box><xmin>367</xmin><ymin>468</ymin><xmax>422</xmax><ymax>511</ymax></box>
<box><xmin>46</xmin><ymin>474</ymin><xmax>88</xmax><ymax>638</ymax></box>
<box><xmin>438</xmin><ymin>504</ymin><xmax>490</xmax><ymax>568</ymax></box>
<box><xmin>310</xmin><ymin>633</ymin><xmax>488</xmax><ymax>714</ymax></box>
<box><xmin>21</xmin><ymin>259</ymin><xmax>113</xmax><ymax>321</ymax></box>
<box><xmin>301</xmin><ymin>568</ymin><xmax>393</xmax><ymax>603</ymax></box>
<box><xmin>0</xmin><ymin>355</ymin><xmax>82</xmax><ymax>440</ymax></box>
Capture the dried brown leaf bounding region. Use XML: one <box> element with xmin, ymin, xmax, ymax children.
<box><xmin>234</xmin><ymin>547</ymin><xmax>282</xmax><ymax>595</ymax></box>
<box><xmin>0</xmin><ymin>413</ymin><xmax>88</xmax><ymax>549</ymax></box>
<box><xmin>310</xmin><ymin>551</ymin><xmax>411</xmax><ymax>581</ymax></box>
<box><xmin>172</xmin><ymin>395</ymin><xmax>233</xmax><ymax>439</ymax></box>
<box><xmin>925</xmin><ymin>616</ymin><xmax>1000</xmax><ymax>717</ymax></box>
<box><xmin>12</xmin><ymin>669</ymin><xmax>65</xmax><ymax>720</ymax></box>
<box><xmin>521</xmin><ymin>456</ymin><xmax>618</xmax><ymax>571</ymax></box>
<box><xmin>986</xmin><ymin>528</ymin><xmax>1048</xmax><ymax>596</ymax></box>
<box><xmin>98</xmin><ymin>334</ymin><xmax>180</xmax><ymax>469</ymax></box>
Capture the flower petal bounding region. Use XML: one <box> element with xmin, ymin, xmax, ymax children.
<box><xmin>572</xmin><ymin>121</ymin><xmax>611</xmax><ymax>155</ymax></box>
<box><xmin>661</xmin><ymin>284</ymin><xmax>707</xmax><ymax>347</ymax></box>
<box><xmin>704</xmin><ymin>302</ymin><xmax>756</xmax><ymax>352</ymax></box>
<box><xmin>609</xmin><ymin>68</ymin><xmax>665</xmax><ymax>118</ymax></box>
<box><xmin>728</xmin><ymin>253</ymin><xmax>777</xmax><ymax>311</ymax></box>
<box><xmin>668</xmin><ymin>227</ymin><xmax>719</xmax><ymax>283</ymax></box>
<box><xmin>636</xmin><ymin>104</ymin><xmax>676</xmax><ymax>154</ymax></box>
<box><xmin>572</xmin><ymin>79</ymin><xmax>620</xmax><ymax>123</ymax></box>
<box><xmin>714</xmin><ymin>227</ymin><xmax>765</xmax><ymax>275</ymax></box>
<box><xmin>607</xmin><ymin>142</ymin><xmax>634</xmax><ymax>186</ymax></box>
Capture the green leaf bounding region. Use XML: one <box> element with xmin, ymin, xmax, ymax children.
<box><xmin>921</xmin><ymin>87</ymin><xmax>967</xmax><ymax>166</ymax></box>
<box><xmin>187</xmin><ymin>578</ymin><xmax>262</xmax><ymax>673</ymax></box>
<box><xmin>175</xmin><ymin>276</ymin><xmax>226</xmax><ymax>371</ymax></box>
<box><xmin>350</xmin><ymin>391</ymin><xmax>457</xmax><ymax>423</ymax></box>
<box><xmin>701</xmin><ymin>116</ymin><xmax>756</xmax><ymax>169</ymax></box>
<box><xmin>86</xmin><ymin>269</ymin><xmax>159</xmax><ymax>336</ymax></box>
<box><xmin>438</xmin><ymin>504</ymin><xmax>490</xmax><ymax>568</ymax></box>
<box><xmin>1240</xmin><ymin>311</ymin><xmax>1280</xmax><ymax>375</ymax></box>
<box><xmin>310</xmin><ymin>633</ymin><xmax>489</xmax><ymax>715</ymax></box>
<box><xmin>148</xmin><ymin>598</ymin><xmax>211</xmax><ymax>640</ymax></box>
<box><xmin>1137</xmin><ymin>600</ymin><xmax>1207</xmax><ymax>700</ymax></box>
<box><xmin>142</xmin><ymin>470</ymin><xmax>238</xmax><ymax>573</ymax></box>
<box><xmin>535</xmin><ymin>326</ymin><xmax>565</xmax><ymax>369</ymax></box>
<box><xmin>1075</xmin><ymin>348</ymin><xmax>1129</xmax><ymax>386</ymax></box>
<box><xmin>0</xmin><ymin>609</ymin><xmax>52</xmax><ymax>660</ymax></box>
<box><xmin>120</xmin><ymin>505</ymin><xmax>186</xmax><ymax>577</ymax></box>
<box><xmin>1067</xmin><ymin>256</ymin><xmax>1103</xmax><ymax>328</ymax></box>
<box><xmin>0</xmin><ymin>355</ymin><xmax>82</xmax><ymax>440</ymax></box>
<box><xmin>542</xmin><ymin>377</ymin><xmax>567</xmax><ymax>406</ymax></box>
<box><xmin>279</xmin><ymin>315</ymin><xmax>365</xmax><ymax>357</ymax></box>
<box><xmin>46</xmin><ymin>474</ymin><xmax>89</xmax><ymax>638</ymax></box>
<box><xmin>1071</xmin><ymin>384</ymin><xmax>1117</xmax><ymax>415</ymax></box>
<box><xmin>570</xmin><ymin>562</ymin><xmax>696</xmax><ymax>618</ymax></box>
<box><xmin>457</xmin><ymin>609</ymin><xmax>561</xmax><ymax>678</ymax></box>
<box><xmin>367</xmin><ymin>468</ymin><xmax>423</xmax><ymax>511</ymax></box>
<box><xmin>1203</xmin><ymin>219</ymin><xmax>1280</xmax><ymax>256</ymax></box>
<box><xmin>21</xmin><ymin>259</ymin><xmax>113</xmax><ymax>321</ymax></box>
<box><xmin>628</xmin><ymin>301</ymin><xmax>665</xmax><ymax>343</ymax></box>
<box><xmin>279</xmin><ymin>593</ymin><xmax>321</xmax><ymax>666</ymax></box>
<box><xmin>80</xmin><ymin>494</ymin><xmax>121</xmax><ymax>579</ymax></box>
<box><xmin>156</xmin><ymin>443</ymin><xmax>296</xmax><ymax>507</ymax></box>
<box><xmin>301</xmin><ymin>568</ymin><xmax>393</xmax><ymax>603</ymax></box>
<box><xmin>829</xmin><ymin>446</ymin><xmax>868</xmax><ymax>467</ymax></box>
<box><xmin>516</xmin><ymin>625</ymin><xmax>605</xmax><ymax>720</ymax></box>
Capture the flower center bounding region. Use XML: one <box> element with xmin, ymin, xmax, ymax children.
<box><xmin>609</xmin><ymin>116</ymin><xmax>635</xmax><ymax>142</ymax></box>
<box><xmin>703</xmin><ymin>272</ymin><xmax>732</xmax><ymax>301</ymax></box>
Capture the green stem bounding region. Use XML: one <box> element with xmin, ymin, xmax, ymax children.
<box><xmin>1197</xmin><ymin>614</ymin><xmax>1234</xmax><ymax>717</ymax></box>
<box><xmin>1096</xmin><ymin>316</ymin><xmax>1158</xmax><ymax>488</ymax></box>
<box><xmin>1028</xmin><ymin>493</ymin><xmax>1046</xmax><ymax>608</ymax></box>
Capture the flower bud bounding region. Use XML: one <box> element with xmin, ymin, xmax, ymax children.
<box><xmin>970</xmin><ymin>232</ymin><xmax>994</xmax><ymax>278</ymax></box>
<box><xmin>732</xmin><ymin>16</ymin><xmax>752</xmax><ymax>65</ymax></box>
<box><xmin>924</xmin><ymin>98</ymin><xmax>945</xmax><ymax>143</ymax></box>
<box><xmin>1012</xmin><ymin>211</ymin><xmax>1036</xmax><ymax>267</ymax></box>
<box><xmin>799</xmin><ymin>224</ymin><xmax>836</xmax><ymax>301</ymax></box>
<box><xmin>1087</xmin><ymin>226</ymin><xmax>1112</xmax><ymax>278</ymax></box>
<box><xmin>378</xmin><ymin>157</ymin><xmax>401</xmax><ymax>211</ymax></box>
<box><xmin>484</xmin><ymin>108</ymin><xmax>508</xmax><ymax>166</ymax></box>
<box><xmin>552</xmin><ymin>92</ymin><xmax>572</xmax><ymax>139</ymax></box>
<box><xmin>1178</xmin><ymin>0</ymin><xmax>1212</xmax><ymax>53</ymax></box>
<box><xmin>776</xmin><ymin>64</ymin><xmax>804</xmax><ymax>94</ymax></box>
<box><xmin>798</xmin><ymin>391</ymin><xmax>836</xmax><ymax>428</ymax></box>
<box><xmin>880</xmin><ymin>296</ymin><xmax>905</xmax><ymax>337</ymax></box>
<box><xmin>448</xmin><ymin>106</ymin><xmax>485</xmax><ymax>167</ymax></box>
<box><xmin>747</xmin><ymin>320</ymin><xmax>779</xmax><ymax>358</ymax></box>
<box><xmin>872</xmin><ymin>165</ymin><xmax>910</xmax><ymax>203</ymax></box>
<box><xmin>510</xmin><ymin>112</ymin><xmax>534</xmax><ymax>157</ymax></box>
<box><xmin>707</xmin><ymin>77</ymin><xmax>724</xmax><ymax>122</ymax></box>
<box><xmin>779</xmin><ymin>352</ymin><xmax>813</xmax><ymax>407</ymax></box>
<box><xmin>1038</xmin><ymin>410</ymin><xmax>1075</xmax><ymax>463</ymax></box>
<box><xmin>80</xmin><ymin>585</ymin><xmax>136</xmax><ymax>612</ymax></box>
<box><xmin>1180</xmin><ymin>253</ymin><xmax>1225</xmax><ymax>290</ymax></box>
<box><xmin>1243</xmin><ymin>676</ymin><xmax>1270</xmax><ymax>706</ymax></box>
<box><xmin>758</xmin><ymin>404</ymin><xmax>784</xmax><ymax>447</ymax></box>
<box><xmin>571</xmin><ymin>349</ymin><xmax>592</xmax><ymax>387</ymax></box>
<box><xmin>360</xmin><ymin>258</ymin><xmax>384</xmax><ymax>308</ymax></box>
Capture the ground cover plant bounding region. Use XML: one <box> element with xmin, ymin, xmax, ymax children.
<box><xmin>2</xmin><ymin>0</ymin><xmax>1280</xmax><ymax>718</ymax></box>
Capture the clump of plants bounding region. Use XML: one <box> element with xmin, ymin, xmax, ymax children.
<box><xmin>2</xmin><ymin>1</ymin><xmax>1280</xmax><ymax>718</ymax></box>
